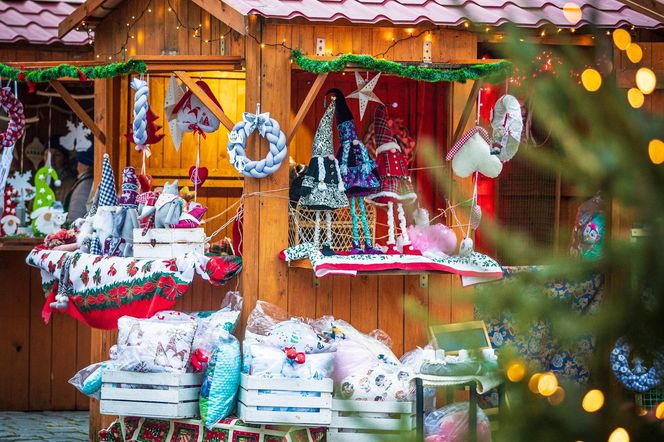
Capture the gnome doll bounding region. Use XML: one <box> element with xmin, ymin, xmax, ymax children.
<box><xmin>107</xmin><ymin>167</ymin><xmax>140</xmax><ymax>256</ymax></box>
<box><xmin>327</xmin><ymin>88</ymin><xmax>381</xmax><ymax>255</ymax></box>
<box><xmin>299</xmin><ymin>100</ymin><xmax>348</xmax><ymax>255</ymax></box>
<box><xmin>367</xmin><ymin>105</ymin><xmax>419</xmax><ymax>255</ymax></box>
<box><xmin>90</xmin><ymin>154</ymin><xmax>118</xmax><ymax>255</ymax></box>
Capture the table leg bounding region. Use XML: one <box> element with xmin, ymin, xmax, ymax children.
<box><xmin>416</xmin><ymin>377</ymin><xmax>423</xmax><ymax>441</ymax></box>
<box><xmin>469</xmin><ymin>383</ymin><xmax>477</xmax><ymax>442</ymax></box>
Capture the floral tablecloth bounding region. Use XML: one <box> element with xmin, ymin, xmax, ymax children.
<box><xmin>26</xmin><ymin>249</ymin><xmax>242</xmax><ymax>330</ymax></box>
<box><xmin>99</xmin><ymin>416</ymin><xmax>326</xmax><ymax>442</ymax></box>
<box><xmin>476</xmin><ymin>267</ymin><xmax>604</xmax><ymax>383</ymax></box>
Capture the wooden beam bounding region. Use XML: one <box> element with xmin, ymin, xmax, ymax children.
<box><xmin>188</xmin><ymin>0</ymin><xmax>247</xmax><ymax>35</ymax></box>
<box><xmin>614</xmin><ymin>0</ymin><xmax>664</xmax><ymax>22</ymax></box>
<box><xmin>286</xmin><ymin>73</ymin><xmax>328</xmax><ymax>144</ymax></box>
<box><xmin>58</xmin><ymin>0</ymin><xmax>107</xmax><ymax>39</ymax></box>
<box><xmin>173</xmin><ymin>70</ymin><xmax>236</xmax><ymax>131</ymax></box>
<box><xmin>140</xmin><ymin>55</ymin><xmax>243</xmax><ymax>72</ymax></box>
<box><xmin>451</xmin><ymin>80</ymin><xmax>481</xmax><ymax>145</ymax></box>
<box><xmin>50</xmin><ymin>80</ymin><xmax>106</xmax><ymax>145</ymax></box>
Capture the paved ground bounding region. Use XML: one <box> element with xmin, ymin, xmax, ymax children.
<box><xmin>0</xmin><ymin>411</ymin><xmax>89</xmax><ymax>441</ymax></box>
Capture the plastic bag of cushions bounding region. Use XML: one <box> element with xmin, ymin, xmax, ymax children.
<box><xmin>333</xmin><ymin>339</ymin><xmax>379</xmax><ymax>383</ymax></box>
<box><xmin>190</xmin><ymin>292</ymin><xmax>244</xmax><ymax>371</ymax></box>
<box><xmin>69</xmin><ymin>361</ymin><xmax>117</xmax><ymax>399</ymax></box>
<box><xmin>115</xmin><ymin>312</ymin><xmax>197</xmax><ymax>373</ymax></box>
<box><xmin>424</xmin><ymin>402</ymin><xmax>491</xmax><ymax>442</ymax></box>
<box><xmin>249</xmin><ymin>344</ymin><xmax>334</xmax><ymax>380</ymax></box>
<box><xmin>330</xmin><ymin>319</ymin><xmax>400</xmax><ymax>366</ymax></box>
<box><xmin>200</xmin><ymin>330</ymin><xmax>241</xmax><ymax>429</ymax></box>
<box><xmin>337</xmin><ymin>364</ymin><xmax>413</xmax><ymax>401</ymax></box>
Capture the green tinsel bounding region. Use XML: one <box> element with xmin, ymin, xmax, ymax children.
<box><xmin>291</xmin><ymin>49</ymin><xmax>512</xmax><ymax>83</ymax></box>
<box><xmin>0</xmin><ymin>60</ymin><xmax>148</xmax><ymax>83</ymax></box>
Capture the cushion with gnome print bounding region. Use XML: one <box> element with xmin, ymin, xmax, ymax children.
<box><xmin>115</xmin><ymin>313</ymin><xmax>197</xmax><ymax>373</ymax></box>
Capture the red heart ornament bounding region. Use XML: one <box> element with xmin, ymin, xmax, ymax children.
<box><xmin>138</xmin><ymin>174</ymin><xmax>153</xmax><ymax>193</ymax></box>
<box><xmin>189</xmin><ymin>166</ymin><xmax>208</xmax><ymax>187</ymax></box>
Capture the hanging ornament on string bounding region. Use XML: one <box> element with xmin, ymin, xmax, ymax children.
<box><xmin>59</xmin><ymin>120</ymin><xmax>92</xmax><ymax>152</ymax></box>
<box><xmin>346</xmin><ymin>72</ymin><xmax>383</xmax><ymax>121</ymax></box>
<box><xmin>24</xmin><ymin>137</ymin><xmax>45</xmax><ymax>170</ymax></box>
<box><xmin>189</xmin><ymin>165</ymin><xmax>208</xmax><ymax>187</ymax></box>
<box><xmin>490</xmin><ymin>94</ymin><xmax>523</xmax><ymax>162</ymax></box>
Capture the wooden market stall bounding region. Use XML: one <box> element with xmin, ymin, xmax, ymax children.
<box><xmin>0</xmin><ymin>0</ymin><xmax>95</xmax><ymax>412</ymax></box>
<box><xmin>51</xmin><ymin>0</ymin><xmax>664</xmax><ymax>437</ymax></box>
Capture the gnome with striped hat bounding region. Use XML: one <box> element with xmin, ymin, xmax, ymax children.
<box><xmin>367</xmin><ymin>105</ymin><xmax>419</xmax><ymax>255</ymax></box>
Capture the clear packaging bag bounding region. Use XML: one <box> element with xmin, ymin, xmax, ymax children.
<box><xmin>424</xmin><ymin>402</ymin><xmax>492</xmax><ymax>442</ymax></box>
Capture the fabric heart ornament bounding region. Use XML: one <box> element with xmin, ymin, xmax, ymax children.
<box><xmin>470</xmin><ymin>204</ymin><xmax>482</xmax><ymax>230</ymax></box>
<box><xmin>138</xmin><ymin>174</ymin><xmax>153</xmax><ymax>193</ymax></box>
<box><xmin>189</xmin><ymin>166</ymin><xmax>208</xmax><ymax>187</ymax></box>
<box><xmin>446</xmin><ymin>127</ymin><xmax>502</xmax><ymax>178</ymax></box>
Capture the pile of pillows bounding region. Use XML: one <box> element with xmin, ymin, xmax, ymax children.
<box><xmin>69</xmin><ymin>292</ymin><xmax>243</xmax><ymax>429</ymax></box>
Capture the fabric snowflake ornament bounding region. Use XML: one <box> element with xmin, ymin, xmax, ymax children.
<box><xmin>59</xmin><ymin>120</ymin><xmax>92</xmax><ymax>152</ymax></box>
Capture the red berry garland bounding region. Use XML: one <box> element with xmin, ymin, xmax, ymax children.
<box><xmin>0</xmin><ymin>87</ymin><xmax>25</xmax><ymax>150</ymax></box>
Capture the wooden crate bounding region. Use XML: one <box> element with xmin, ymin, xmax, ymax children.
<box><xmin>237</xmin><ymin>374</ymin><xmax>333</xmax><ymax>426</ymax></box>
<box><xmin>327</xmin><ymin>399</ymin><xmax>415</xmax><ymax>442</ymax></box>
<box><xmin>100</xmin><ymin>370</ymin><xmax>204</xmax><ymax>419</ymax></box>
<box><xmin>133</xmin><ymin>228</ymin><xmax>206</xmax><ymax>258</ymax></box>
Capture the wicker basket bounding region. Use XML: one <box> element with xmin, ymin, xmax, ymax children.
<box><xmin>289</xmin><ymin>202</ymin><xmax>377</xmax><ymax>252</ymax></box>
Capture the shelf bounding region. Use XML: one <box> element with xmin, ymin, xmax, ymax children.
<box><xmin>0</xmin><ymin>237</ymin><xmax>42</xmax><ymax>252</ymax></box>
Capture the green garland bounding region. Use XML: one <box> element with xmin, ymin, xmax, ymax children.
<box><xmin>0</xmin><ymin>59</ymin><xmax>148</xmax><ymax>83</ymax></box>
<box><xmin>291</xmin><ymin>49</ymin><xmax>512</xmax><ymax>83</ymax></box>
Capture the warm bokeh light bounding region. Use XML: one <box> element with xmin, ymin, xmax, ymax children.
<box><xmin>655</xmin><ymin>402</ymin><xmax>664</xmax><ymax>419</ymax></box>
<box><xmin>581</xmin><ymin>68</ymin><xmax>602</xmax><ymax>92</ymax></box>
<box><xmin>547</xmin><ymin>386</ymin><xmax>566</xmax><ymax>405</ymax></box>
<box><xmin>528</xmin><ymin>373</ymin><xmax>542</xmax><ymax>393</ymax></box>
<box><xmin>608</xmin><ymin>427</ymin><xmax>630</xmax><ymax>442</ymax></box>
<box><xmin>648</xmin><ymin>139</ymin><xmax>664</xmax><ymax>165</ymax></box>
<box><xmin>626</xmin><ymin>43</ymin><xmax>643</xmax><ymax>63</ymax></box>
<box><xmin>636</xmin><ymin>68</ymin><xmax>657</xmax><ymax>94</ymax></box>
<box><xmin>507</xmin><ymin>360</ymin><xmax>527</xmax><ymax>382</ymax></box>
<box><xmin>612</xmin><ymin>29</ymin><xmax>631</xmax><ymax>50</ymax></box>
<box><xmin>627</xmin><ymin>88</ymin><xmax>645</xmax><ymax>108</ymax></box>
<box><xmin>537</xmin><ymin>372</ymin><xmax>558</xmax><ymax>397</ymax></box>
<box><xmin>582</xmin><ymin>389</ymin><xmax>605</xmax><ymax>412</ymax></box>
<box><xmin>563</xmin><ymin>3</ymin><xmax>582</xmax><ymax>24</ymax></box>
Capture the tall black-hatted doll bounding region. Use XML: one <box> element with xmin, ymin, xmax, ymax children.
<box><xmin>327</xmin><ymin>88</ymin><xmax>381</xmax><ymax>255</ymax></box>
<box><xmin>367</xmin><ymin>105</ymin><xmax>419</xmax><ymax>255</ymax></box>
<box><xmin>299</xmin><ymin>100</ymin><xmax>348</xmax><ymax>255</ymax></box>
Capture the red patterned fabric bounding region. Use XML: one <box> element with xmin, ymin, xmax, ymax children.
<box><xmin>373</xmin><ymin>104</ymin><xmax>393</xmax><ymax>148</ymax></box>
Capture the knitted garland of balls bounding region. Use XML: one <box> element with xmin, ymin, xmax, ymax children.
<box><xmin>610</xmin><ymin>337</ymin><xmax>664</xmax><ymax>393</ymax></box>
<box><xmin>291</xmin><ymin>50</ymin><xmax>512</xmax><ymax>83</ymax></box>
<box><xmin>0</xmin><ymin>87</ymin><xmax>26</xmax><ymax>150</ymax></box>
<box><xmin>227</xmin><ymin>111</ymin><xmax>287</xmax><ymax>178</ymax></box>
<box><xmin>0</xmin><ymin>60</ymin><xmax>147</xmax><ymax>83</ymax></box>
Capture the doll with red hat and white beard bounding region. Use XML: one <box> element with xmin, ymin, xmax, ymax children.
<box><xmin>367</xmin><ymin>105</ymin><xmax>419</xmax><ymax>255</ymax></box>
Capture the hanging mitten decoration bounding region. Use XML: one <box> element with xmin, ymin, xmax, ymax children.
<box><xmin>167</xmin><ymin>79</ymin><xmax>221</xmax><ymax>150</ymax></box>
<box><xmin>446</xmin><ymin>127</ymin><xmax>503</xmax><ymax>178</ymax></box>
<box><xmin>0</xmin><ymin>87</ymin><xmax>25</xmax><ymax>150</ymax></box>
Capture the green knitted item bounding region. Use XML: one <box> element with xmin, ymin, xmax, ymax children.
<box><xmin>0</xmin><ymin>60</ymin><xmax>147</xmax><ymax>83</ymax></box>
<box><xmin>291</xmin><ymin>50</ymin><xmax>512</xmax><ymax>83</ymax></box>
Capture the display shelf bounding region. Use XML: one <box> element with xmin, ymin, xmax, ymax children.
<box><xmin>0</xmin><ymin>237</ymin><xmax>42</xmax><ymax>252</ymax></box>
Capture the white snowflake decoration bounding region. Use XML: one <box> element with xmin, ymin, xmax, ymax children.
<box><xmin>59</xmin><ymin>120</ymin><xmax>92</xmax><ymax>152</ymax></box>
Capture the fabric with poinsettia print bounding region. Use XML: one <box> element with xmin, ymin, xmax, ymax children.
<box><xmin>99</xmin><ymin>416</ymin><xmax>326</xmax><ymax>442</ymax></box>
<box><xmin>26</xmin><ymin>249</ymin><xmax>242</xmax><ymax>330</ymax></box>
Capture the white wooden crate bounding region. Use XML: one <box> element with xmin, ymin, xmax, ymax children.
<box><xmin>100</xmin><ymin>370</ymin><xmax>204</xmax><ymax>419</ymax></box>
<box><xmin>327</xmin><ymin>399</ymin><xmax>415</xmax><ymax>442</ymax></box>
<box><xmin>133</xmin><ymin>228</ymin><xmax>206</xmax><ymax>258</ymax></box>
<box><xmin>237</xmin><ymin>374</ymin><xmax>333</xmax><ymax>426</ymax></box>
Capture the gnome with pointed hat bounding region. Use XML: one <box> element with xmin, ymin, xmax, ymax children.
<box><xmin>89</xmin><ymin>153</ymin><xmax>118</xmax><ymax>255</ymax></box>
<box><xmin>107</xmin><ymin>167</ymin><xmax>140</xmax><ymax>256</ymax></box>
<box><xmin>299</xmin><ymin>100</ymin><xmax>348</xmax><ymax>255</ymax></box>
<box><xmin>367</xmin><ymin>105</ymin><xmax>419</xmax><ymax>255</ymax></box>
<box><xmin>326</xmin><ymin>88</ymin><xmax>381</xmax><ymax>255</ymax></box>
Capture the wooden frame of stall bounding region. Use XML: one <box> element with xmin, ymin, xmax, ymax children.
<box><xmin>56</xmin><ymin>0</ymin><xmax>664</xmax><ymax>437</ymax></box>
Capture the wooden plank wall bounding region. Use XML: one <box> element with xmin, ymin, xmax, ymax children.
<box><xmin>0</xmin><ymin>251</ymin><xmax>90</xmax><ymax>411</ymax></box>
<box><xmin>615</xmin><ymin>42</ymin><xmax>664</xmax><ymax>114</ymax></box>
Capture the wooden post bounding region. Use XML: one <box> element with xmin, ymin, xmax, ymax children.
<box><xmin>50</xmin><ymin>80</ymin><xmax>107</xmax><ymax>145</ymax></box>
<box><xmin>286</xmin><ymin>73</ymin><xmax>328</xmax><ymax>144</ymax></box>
<box><xmin>451</xmin><ymin>80</ymin><xmax>480</xmax><ymax>145</ymax></box>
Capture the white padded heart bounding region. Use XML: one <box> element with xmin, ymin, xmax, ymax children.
<box><xmin>451</xmin><ymin>132</ymin><xmax>503</xmax><ymax>178</ymax></box>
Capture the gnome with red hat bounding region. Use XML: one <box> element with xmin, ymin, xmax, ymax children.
<box><xmin>327</xmin><ymin>88</ymin><xmax>381</xmax><ymax>254</ymax></box>
<box><xmin>367</xmin><ymin>105</ymin><xmax>419</xmax><ymax>255</ymax></box>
